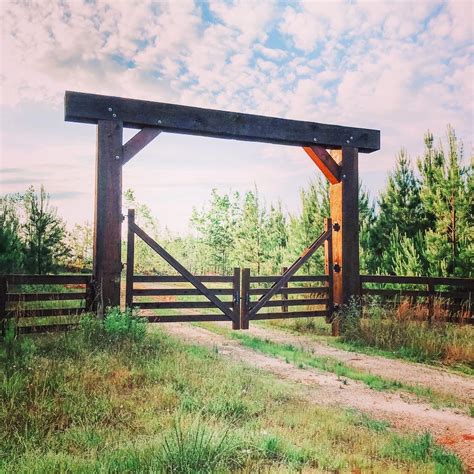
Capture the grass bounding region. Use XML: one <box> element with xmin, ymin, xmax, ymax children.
<box><xmin>0</xmin><ymin>310</ymin><xmax>463</xmax><ymax>473</ymax></box>
<box><xmin>199</xmin><ymin>323</ymin><xmax>469</xmax><ymax>412</ymax></box>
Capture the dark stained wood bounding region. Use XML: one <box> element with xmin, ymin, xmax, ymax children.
<box><xmin>65</xmin><ymin>91</ymin><xmax>380</xmax><ymax>152</ymax></box>
<box><xmin>8</xmin><ymin>308</ymin><xmax>85</xmax><ymax>318</ymax></box>
<box><xmin>324</xmin><ymin>218</ymin><xmax>334</xmax><ymax>322</ymax></box>
<box><xmin>361</xmin><ymin>275</ymin><xmax>474</xmax><ymax>287</ymax></box>
<box><xmin>249</xmin><ymin>228</ymin><xmax>331</xmax><ymax>317</ymax></box>
<box><xmin>125</xmin><ymin>209</ymin><xmax>135</xmax><ymax>309</ymax></box>
<box><xmin>5</xmin><ymin>274</ymin><xmax>91</xmax><ymax>285</ymax></box>
<box><xmin>232</xmin><ymin>267</ymin><xmax>240</xmax><ymax>330</ymax></box>
<box><xmin>135</xmin><ymin>301</ymin><xmax>233</xmax><ymax>309</ymax></box>
<box><xmin>249</xmin><ymin>287</ymin><xmax>329</xmax><ymax>295</ymax></box>
<box><xmin>133</xmin><ymin>275</ymin><xmax>233</xmax><ymax>283</ymax></box>
<box><xmin>0</xmin><ymin>277</ymin><xmax>6</xmax><ymax>337</ymax></box>
<box><xmin>7</xmin><ymin>292</ymin><xmax>85</xmax><ymax>302</ymax></box>
<box><xmin>122</xmin><ymin>128</ymin><xmax>161</xmax><ymax>165</ymax></box>
<box><xmin>241</xmin><ymin>268</ymin><xmax>250</xmax><ymax>329</ymax></box>
<box><xmin>133</xmin><ymin>288</ymin><xmax>233</xmax><ymax>296</ymax></box>
<box><xmin>261</xmin><ymin>298</ymin><xmax>327</xmax><ymax>307</ymax></box>
<box><xmin>144</xmin><ymin>314</ymin><xmax>229</xmax><ymax>323</ymax></box>
<box><xmin>251</xmin><ymin>310</ymin><xmax>328</xmax><ymax>320</ymax></box>
<box><xmin>95</xmin><ymin>120</ymin><xmax>123</xmax><ymax>310</ymax></box>
<box><xmin>303</xmin><ymin>146</ymin><xmax>341</xmax><ymax>184</ymax></box>
<box><xmin>131</xmin><ymin>222</ymin><xmax>236</xmax><ymax>322</ymax></box>
<box><xmin>249</xmin><ymin>275</ymin><xmax>328</xmax><ymax>283</ymax></box>
<box><xmin>281</xmin><ymin>267</ymin><xmax>288</xmax><ymax>313</ymax></box>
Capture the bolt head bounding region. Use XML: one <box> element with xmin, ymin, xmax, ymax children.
<box><xmin>342</xmin><ymin>174</ymin><xmax>346</xmax><ymax>179</ymax></box>
<box><xmin>112</xmin><ymin>113</ymin><xmax>117</xmax><ymax>118</ymax></box>
<box><xmin>115</xmin><ymin>155</ymin><xmax>120</xmax><ymax>160</ymax></box>
<box><xmin>346</xmin><ymin>140</ymin><xmax>350</xmax><ymax>144</ymax></box>
<box><xmin>350</xmin><ymin>136</ymin><xmax>353</xmax><ymax>140</ymax></box>
<box><xmin>108</xmin><ymin>107</ymin><xmax>113</xmax><ymax>112</ymax></box>
<box><xmin>313</xmin><ymin>138</ymin><xmax>317</xmax><ymax>142</ymax></box>
<box><xmin>157</xmin><ymin>119</ymin><xmax>162</xmax><ymax>124</ymax></box>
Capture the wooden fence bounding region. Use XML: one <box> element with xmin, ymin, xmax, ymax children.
<box><xmin>360</xmin><ymin>275</ymin><xmax>473</xmax><ymax>324</ymax></box>
<box><xmin>0</xmin><ymin>274</ymin><xmax>94</xmax><ymax>334</ymax></box>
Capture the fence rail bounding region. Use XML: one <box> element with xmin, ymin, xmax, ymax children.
<box><xmin>0</xmin><ymin>274</ymin><xmax>94</xmax><ymax>335</ymax></box>
<box><xmin>360</xmin><ymin>274</ymin><xmax>473</xmax><ymax>324</ymax></box>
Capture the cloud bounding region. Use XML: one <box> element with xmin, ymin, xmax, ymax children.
<box><xmin>0</xmin><ymin>0</ymin><xmax>472</xmax><ymax>232</ymax></box>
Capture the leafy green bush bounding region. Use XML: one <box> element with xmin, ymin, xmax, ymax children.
<box><xmin>80</xmin><ymin>307</ymin><xmax>147</xmax><ymax>348</ymax></box>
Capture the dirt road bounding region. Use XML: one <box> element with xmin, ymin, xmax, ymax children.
<box><xmin>162</xmin><ymin>323</ymin><xmax>474</xmax><ymax>469</ymax></box>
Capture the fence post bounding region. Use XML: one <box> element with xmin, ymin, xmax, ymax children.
<box><xmin>85</xmin><ymin>275</ymin><xmax>96</xmax><ymax>313</ymax></box>
<box><xmin>232</xmin><ymin>267</ymin><xmax>241</xmax><ymax>330</ymax></box>
<box><xmin>428</xmin><ymin>281</ymin><xmax>434</xmax><ymax>326</ymax></box>
<box><xmin>324</xmin><ymin>218</ymin><xmax>334</xmax><ymax>327</ymax></box>
<box><xmin>125</xmin><ymin>209</ymin><xmax>135</xmax><ymax>310</ymax></box>
<box><xmin>0</xmin><ymin>276</ymin><xmax>6</xmax><ymax>338</ymax></box>
<box><xmin>281</xmin><ymin>266</ymin><xmax>288</xmax><ymax>313</ymax></box>
<box><xmin>240</xmin><ymin>268</ymin><xmax>250</xmax><ymax>330</ymax></box>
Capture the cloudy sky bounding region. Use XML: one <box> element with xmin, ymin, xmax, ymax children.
<box><xmin>1</xmin><ymin>0</ymin><xmax>472</xmax><ymax>233</ymax></box>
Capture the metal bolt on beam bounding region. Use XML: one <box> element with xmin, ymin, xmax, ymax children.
<box><xmin>115</xmin><ymin>155</ymin><xmax>120</xmax><ymax>160</ymax></box>
<box><xmin>108</xmin><ymin>107</ymin><xmax>112</xmax><ymax>112</ymax></box>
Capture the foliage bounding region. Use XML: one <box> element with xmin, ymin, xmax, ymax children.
<box><xmin>0</xmin><ymin>327</ymin><xmax>462</xmax><ymax>472</ymax></box>
<box><xmin>0</xmin><ymin>194</ymin><xmax>25</xmax><ymax>273</ymax></box>
<box><xmin>339</xmin><ymin>299</ymin><xmax>474</xmax><ymax>367</ymax></box>
<box><xmin>80</xmin><ymin>307</ymin><xmax>147</xmax><ymax>348</ymax></box>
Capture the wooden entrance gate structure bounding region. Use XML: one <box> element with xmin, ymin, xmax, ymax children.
<box><xmin>65</xmin><ymin>91</ymin><xmax>380</xmax><ymax>326</ymax></box>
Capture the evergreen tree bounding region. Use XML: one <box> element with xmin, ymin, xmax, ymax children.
<box><xmin>0</xmin><ymin>194</ymin><xmax>24</xmax><ymax>273</ymax></box>
<box><xmin>263</xmin><ymin>202</ymin><xmax>288</xmax><ymax>273</ymax></box>
<box><xmin>417</xmin><ymin>127</ymin><xmax>472</xmax><ymax>276</ymax></box>
<box><xmin>191</xmin><ymin>189</ymin><xmax>239</xmax><ymax>274</ymax></box>
<box><xmin>22</xmin><ymin>186</ymin><xmax>70</xmax><ymax>274</ymax></box>
<box><xmin>371</xmin><ymin>150</ymin><xmax>427</xmax><ymax>274</ymax></box>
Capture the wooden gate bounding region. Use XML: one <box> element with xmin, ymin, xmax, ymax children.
<box><xmin>125</xmin><ymin>209</ymin><xmax>240</xmax><ymax>328</ymax></box>
<box><xmin>240</xmin><ymin>218</ymin><xmax>334</xmax><ymax>328</ymax></box>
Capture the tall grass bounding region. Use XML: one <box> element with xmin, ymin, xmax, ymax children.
<box><xmin>0</xmin><ymin>308</ymin><xmax>464</xmax><ymax>472</ymax></box>
<box><xmin>339</xmin><ymin>299</ymin><xmax>474</xmax><ymax>368</ymax></box>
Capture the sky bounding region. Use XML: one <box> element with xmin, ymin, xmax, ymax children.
<box><xmin>1</xmin><ymin>0</ymin><xmax>473</xmax><ymax>234</ymax></box>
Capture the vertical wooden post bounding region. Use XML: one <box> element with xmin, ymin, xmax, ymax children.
<box><xmin>281</xmin><ymin>266</ymin><xmax>288</xmax><ymax>313</ymax></box>
<box><xmin>240</xmin><ymin>268</ymin><xmax>250</xmax><ymax>330</ymax></box>
<box><xmin>427</xmin><ymin>281</ymin><xmax>434</xmax><ymax>326</ymax></box>
<box><xmin>94</xmin><ymin>120</ymin><xmax>123</xmax><ymax>313</ymax></box>
<box><xmin>125</xmin><ymin>209</ymin><xmax>135</xmax><ymax>310</ymax></box>
<box><xmin>324</xmin><ymin>218</ymin><xmax>334</xmax><ymax>323</ymax></box>
<box><xmin>85</xmin><ymin>275</ymin><xmax>95</xmax><ymax>313</ymax></box>
<box><xmin>0</xmin><ymin>276</ymin><xmax>6</xmax><ymax>338</ymax></box>
<box><xmin>329</xmin><ymin>146</ymin><xmax>360</xmax><ymax>335</ymax></box>
<box><xmin>232</xmin><ymin>267</ymin><xmax>241</xmax><ymax>330</ymax></box>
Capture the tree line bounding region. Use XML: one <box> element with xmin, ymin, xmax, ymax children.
<box><xmin>1</xmin><ymin>127</ymin><xmax>472</xmax><ymax>277</ymax></box>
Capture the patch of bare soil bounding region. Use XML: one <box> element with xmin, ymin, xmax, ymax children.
<box><xmin>162</xmin><ymin>323</ymin><xmax>474</xmax><ymax>469</ymax></box>
<box><xmin>242</xmin><ymin>324</ymin><xmax>474</xmax><ymax>405</ymax></box>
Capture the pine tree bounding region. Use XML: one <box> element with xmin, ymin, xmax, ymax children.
<box><xmin>22</xmin><ymin>186</ymin><xmax>70</xmax><ymax>274</ymax></box>
<box><xmin>417</xmin><ymin>127</ymin><xmax>472</xmax><ymax>276</ymax></box>
<box><xmin>0</xmin><ymin>194</ymin><xmax>25</xmax><ymax>273</ymax></box>
<box><xmin>263</xmin><ymin>202</ymin><xmax>288</xmax><ymax>273</ymax></box>
<box><xmin>371</xmin><ymin>150</ymin><xmax>427</xmax><ymax>274</ymax></box>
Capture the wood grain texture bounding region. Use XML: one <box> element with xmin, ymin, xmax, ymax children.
<box><xmin>65</xmin><ymin>91</ymin><xmax>380</xmax><ymax>152</ymax></box>
<box><xmin>303</xmin><ymin>146</ymin><xmax>341</xmax><ymax>183</ymax></box>
<box><xmin>122</xmin><ymin>128</ymin><xmax>161</xmax><ymax>165</ymax></box>
<box><xmin>94</xmin><ymin>120</ymin><xmax>123</xmax><ymax>309</ymax></box>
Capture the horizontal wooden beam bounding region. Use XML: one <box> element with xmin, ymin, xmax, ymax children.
<box><xmin>65</xmin><ymin>91</ymin><xmax>380</xmax><ymax>153</ymax></box>
<box><xmin>303</xmin><ymin>145</ymin><xmax>341</xmax><ymax>184</ymax></box>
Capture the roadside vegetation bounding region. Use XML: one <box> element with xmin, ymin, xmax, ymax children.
<box><xmin>0</xmin><ymin>308</ymin><xmax>463</xmax><ymax>473</ymax></box>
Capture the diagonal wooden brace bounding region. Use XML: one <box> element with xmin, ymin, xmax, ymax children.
<box><xmin>131</xmin><ymin>223</ymin><xmax>236</xmax><ymax>322</ymax></box>
<box><xmin>122</xmin><ymin>127</ymin><xmax>161</xmax><ymax>165</ymax></box>
<box><xmin>249</xmin><ymin>227</ymin><xmax>331</xmax><ymax>317</ymax></box>
<box><xmin>303</xmin><ymin>145</ymin><xmax>341</xmax><ymax>184</ymax></box>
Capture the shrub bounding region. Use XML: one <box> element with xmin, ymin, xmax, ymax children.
<box><xmin>80</xmin><ymin>307</ymin><xmax>147</xmax><ymax>348</ymax></box>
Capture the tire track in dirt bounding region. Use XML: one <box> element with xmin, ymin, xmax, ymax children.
<box><xmin>161</xmin><ymin>323</ymin><xmax>474</xmax><ymax>469</ymax></box>
<box><xmin>238</xmin><ymin>324</ymin><xmax>474</xmax><ymax>405</ymax></box>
